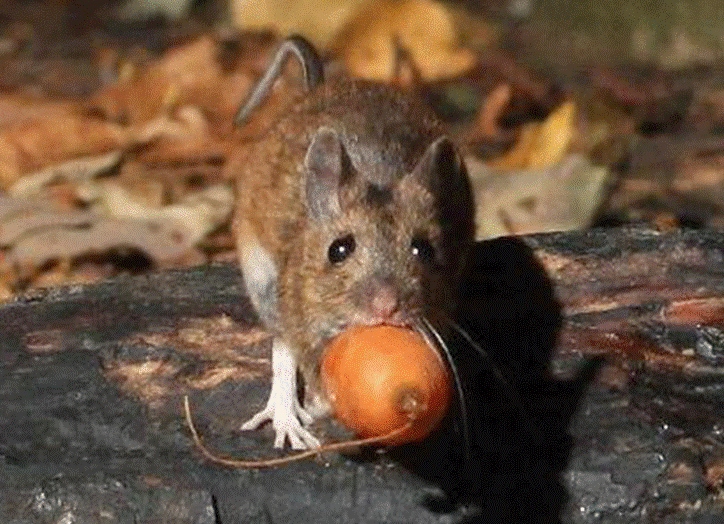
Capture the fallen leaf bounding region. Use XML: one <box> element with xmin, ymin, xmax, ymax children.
<box><xmin>330</xmin><ymin>0</ymin><xmax>476</xmax><ymax>81</ymax></box>
<box><xmin>80</xmin><ymin>181</ymin><xmax>234</xmax><ymax>245</ymax></box>
<box><xmin>0</xmin><ymin>282</ymin><xmax>13</xmax><ymax>302</ymax></box>
<box><xmin>5</xmin><ymin>214</ymin><xmax>198</xmax><ymax>268</ymax></box>
<box><xmin>90</xmin><ymin>36</ymin><xmax>251</xmax><ymax>126</ymax></box>
<box><xmin>0</xmin><ymin>115</ymin><xmax>128</xmax><ymax>189</ymax></box>
<box><xmin>489</xmin><ymin>100</ymin><xmax>576</xmax><ymax>170</ymax></box>
<box><xmin>527</xmin><ymin>100</ymin><xmax>577</xmax><ymax>169</ymax></box>
<box><xmin>486</xmin><ymin>123</ymin><xmax>539</xmax><ymax>170</ymax></box>
<box><xmin>0</xmin><ymin>193</ymin><xmax>214</xmax><ymax>269</ymax></box>
<box><xmin>468</xmin><ymin>153</ymin><xmax>609</xmax><ymax>239</ymax></box>
<box><xmin>0</xmin><ymin>95</ymin><xmax>78</xmax><ymax>127</ymax></box>
<box><xmin>2</xmin><ymin>107</ymin><xmax>220</xmax><ymax>200</ymax></box>
<box><xmin>229</xmin><ymin>0</ymin><xmax>368</xmax><ymax>49</ymax></box>
<box><xmin>128</xmin><ymin>107</ymin><xmax>230</xmax><ymax>166</ymax></box>
<box><xmin>466</xmin><ymin>83</ymin><xmax>512</xmax><ymax>140</ymax></box>
<box><xmin>9</xmin><ymin>152</ymin><xmax>122</xmax><ymax>198</ymax></box>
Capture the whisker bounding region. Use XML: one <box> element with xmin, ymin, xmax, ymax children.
<box><xmin>441</xmin><ymin>314</ymin><xmax>542</xmax><ymax>445</ymax></box>
<box><xmin>415</xmin><ymin>316</ymin><xmax>471</xmax><ymax>463</ymax></box>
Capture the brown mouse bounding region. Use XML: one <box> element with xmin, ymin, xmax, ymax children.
<box><xmin>227</xmin><ymin>36</ymin><xmax>475</xmax><ymax>449</ymax></box>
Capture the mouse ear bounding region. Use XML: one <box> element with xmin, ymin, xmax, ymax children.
<box><xmin>304</xmin><ymin>126</ymin><xmax>351</xmax><ymax>220</ymax></box>
<box><xmin>410</xmin><ymin>136</ymin><xmax>475</xmax><ymax>252</ymax></box>
<box><xmin>409</xmin><ymin>136</ymin><xmax>463</xmax><ymax>192</ymax></box>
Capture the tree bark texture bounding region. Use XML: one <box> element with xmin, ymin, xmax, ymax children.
<box><xmin>1</xmin><ymin>227</ymin><xmax>723</xmax><ymax>523</ymax></box>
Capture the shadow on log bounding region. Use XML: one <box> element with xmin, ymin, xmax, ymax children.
<box><xmin>1</xmin><ymin>227</ymin><xmax>723</xmax><ymax>523</ymax></box>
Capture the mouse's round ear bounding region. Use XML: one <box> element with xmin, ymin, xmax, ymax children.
<box><xmin>409</xmin><ymin>136</ymin><xmax>465</xmax><ymax>193</ymax></box>
<box><xmin>411</xmin><ymin>136</ymin><xmax>475</xmax><ymax>246</ymax></box>
<box><xmin>304</xmin><ymin>126</ymin><xmax>353</xmax><ymax>220</ymax></box>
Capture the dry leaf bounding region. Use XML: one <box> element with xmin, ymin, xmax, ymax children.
<box><xmin>0</xmin><ymin>95</ymin><xmax>78</xmax><ymax>128</ymax></box>
<box><xmin>467</xmin><ymin>84</ymin><xmax>512</xmax><ymax>140</ymax></box>
<box><xmin>331</xmin><ymin>0</ymin><xmax>476</xmax><ymax>81</ymax></box>
<box><xmin>0</xmin><ymin>115</ymin><xmax>128</xmax><ymax>189</ymax></box>
<box><xmin>79</xmin><ymin>181</ymin><xmax>234</xmax><ymax>245</ymax></box>
<box><xmin>468</xmin><ymin>153</ymin><xmax>609</xmax><ymax>239</ymax></box>
<box><xmin>90</xmin><ymin>36</ymin><xmax>251</xmax><ymax>125</ymax></box>
<box><xmin>0</xmin><ymin>197</ymin><xmax>202</xmax><ymax>267</ymax></box>
<box><xmin>0</xmin><ymin>281</ymin><xmax>14</xmax><ymax>302</ymax></box>
<box><xmin>486</xmin><ymin>123</ymin><xmax>538</xmax><ymax>170</ymax></box>
<box><xmin>489</xmin><ymin>100</ymin><xmax>577</xmax><ymax>170</ymax></box>
<box><xmin>9</xmin><ymin>152</ymin><xmax>122</xmax><ymax>198</ymax></box>
<box><xmin>229</xmin><ymin>0</ymin><xmax>368</xmax><ymax>49</ymax></box>
<box><xmin>527</xmin><ymin>100</ymin><xmax>577</xmax><ymax>169</ymax></box>
<box><xmin>2</xmin><ymin>106</ymin><xmax>218</xmax><ymax>199</ymax></box>
<box><xmin>127</xmin><ymin>106</ymin><xmax>231</xmax><ymax>166</ymax></box>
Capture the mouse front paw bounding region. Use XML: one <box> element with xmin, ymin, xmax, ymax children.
<box><xmin>241</xmin><ymin>396</ymin><xmax>320</xmax><ymax>449</ymax></box>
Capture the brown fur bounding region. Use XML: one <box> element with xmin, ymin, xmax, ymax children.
<box><xmin>228</xmin><ymin>77</ymin><xmax>475</xmax><ymax>398</ymax></box>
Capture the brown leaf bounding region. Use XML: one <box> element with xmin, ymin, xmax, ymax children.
<box><xmin>9</xmin><ymin>215</ymin><xmax>201</xmax><ymax>267</ymax></box>
<box><xmin>90</xmin><ymin>36</ymin><xmax>252</xmax><ymax>126</ymax></box>
<box><xmin>0</xmin><ymin>115</ymin><xmax>127</xmax><ymax>189</ymax></box>
<box><xmin>128</xmin><ymin>107</ymin><xmax>231</xmax><ymax>166</ymax></box>
<box><xmin>0</xmin><ymin>95</ymin><xmax>78</xmax><ymax>128</ymax></box>
<box><xmin>466</xmin><ymin>83</ymin><xmax>512</xmax><ymax>141</ymax></box>
<box><xmin>86</xmin><ymin>182</ymin><xmax>233</xmax><ymax>245</ymax></box>
<box><xmin>9</xmin><ymin>152</ymin><xmax>122</xmax><ymax>198</ymax></box>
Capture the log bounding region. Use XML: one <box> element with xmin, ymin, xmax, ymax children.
<box><xmin>1</xmin><ymin>227</ymin><xmax>723</xmax><ymax>523</ymax></box>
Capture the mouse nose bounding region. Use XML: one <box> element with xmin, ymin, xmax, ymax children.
<box><xmin>370</xmin><ymin>285</ymin><xmax>399</xmax><ymax>320</ymax></box>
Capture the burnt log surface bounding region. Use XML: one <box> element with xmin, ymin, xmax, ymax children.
<box><xmin>1</xmin><ymin>227</ymin><xmax>724</xmax><ymax>523</ymax></box>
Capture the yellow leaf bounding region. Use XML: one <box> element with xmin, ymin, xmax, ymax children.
<box><xmin>229</xmin><ymin>0</ymin><xmax>368</xmax><ymax>49</ymax></box>
<box><xmin>527</xmin><ymin>100</ymin><xmax>576</xmax><ymax>169</ymax></box>
<box><xmin>330</xmin><ymin>0</ymin><xmax>476</xmax><ymax>81</ymax></box>
<box><xmin>488</xmin><ymin>100</ymin><xmax>577</xmax><ymax>170</ymax></box>
<box><xmin>487</xmin><ymin>123</ymin><xmax>538</xmax><ymax>170</ymax></box>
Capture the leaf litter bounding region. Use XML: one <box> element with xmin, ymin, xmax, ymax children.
<box><xmin>0</xmin><ymin>0</ymin><xmax>721</xmax><ymax>296</ymax></box>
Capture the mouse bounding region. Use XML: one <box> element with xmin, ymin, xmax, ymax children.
<box><xmin>226</xmin><ymin>35</ymin><xmax>475</xmax><ymax>449</ymax></box>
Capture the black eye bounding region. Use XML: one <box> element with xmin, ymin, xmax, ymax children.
<box><xmin>328</xmin><ymin>234</ymin><xmax>356</xmax><ymax>264</ymax></box>
<box><xmin>411</xmin><ymin>237</ymin><xmax>436</xmax><ymax>264</ymax></box>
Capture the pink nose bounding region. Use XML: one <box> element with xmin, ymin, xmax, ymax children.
<box><xmin>370</xmin><ymin>285</ymin><xmax>399</xmax><ymax>319</ymax></box>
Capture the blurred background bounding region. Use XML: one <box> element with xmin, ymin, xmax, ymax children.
<box><xmin>0</xmin><ymin>0</ymin><xmax>722</xmax><ymax>296</ymax></box>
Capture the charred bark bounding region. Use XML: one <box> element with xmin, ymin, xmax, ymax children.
<box><xmin>1</xmin><ymin>227</ymin><xmax>723</xmax><ymax>523</ymax></box>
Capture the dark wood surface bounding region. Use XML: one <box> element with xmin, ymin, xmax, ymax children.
<box><xmin>1</xmin><ymin>227</ymin><xmax>724</xmax><ymax>523</ymax></box>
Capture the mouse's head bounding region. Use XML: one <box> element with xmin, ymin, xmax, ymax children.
<box><xmin>281</xmin><ymin>126</ymin><xmax>474</xmax><ymax>350</ymax></box>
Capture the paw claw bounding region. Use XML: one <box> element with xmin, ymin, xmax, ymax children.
<box><xmin>240</xmin><ymin>409</ymin><xmax>272</xmax><ymax>431</ymax></box>
<box><xmin>242</xmin><ymin>340</ymin><xmax>321</xmax><ymax>449</ymax></box>
<box><xmin>241</xmin><ymin>400</ymin><xmax>320</xmax><ymax>449</ymax></box>
<box><xmin>297</xmin><ymin>406</ymin><xmax>314</xmax><ymax>426</ymax></box>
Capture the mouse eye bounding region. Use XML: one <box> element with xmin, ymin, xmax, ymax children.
<box><xmin>411</xmin><ymin>237</ymin><xmax>436</xmax><ymax>264</ymax></box>
<box><xmin>328</xmin><ymin>234</ymin><xmax>356</xmax><ymax>264</ymax></box>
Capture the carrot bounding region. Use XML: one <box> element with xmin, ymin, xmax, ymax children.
<box><xmin>321</xmin><ymin>325</ymin><xmax>452</xmax><ymax>445</ymax></box>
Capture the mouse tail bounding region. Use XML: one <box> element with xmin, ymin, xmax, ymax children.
<box><xmin>234</xmin><ymin>35</ymin><xmax>324</xmax><ymax>127</ymax></box>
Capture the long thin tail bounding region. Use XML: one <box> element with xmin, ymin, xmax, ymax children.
<box><xmin>234</xmin><ymin>35</ymin><xmax>324</xmax><ymax>127</ymax></box>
